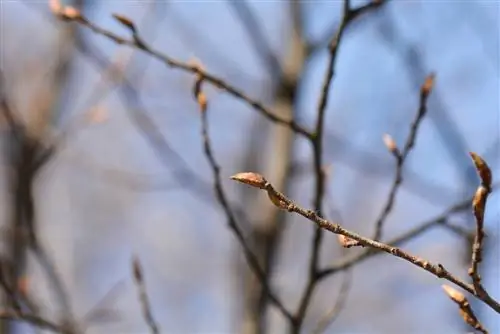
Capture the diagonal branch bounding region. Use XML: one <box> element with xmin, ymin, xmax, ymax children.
<box><xmin>53</xmin><ymin>7</ymin><xmax>311</xmax><ymax>138</ymax></box>
<box><xmin>230</xmin><ymin>172</ymin><xmax>500</xmax><ymax>314</ymax></box>
<box><xmin>295</xmin><ymin>1</ymin><xmax>387</xmax><ymax>330</ymax></box>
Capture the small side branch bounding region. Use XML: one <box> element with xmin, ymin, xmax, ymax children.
<box><xmin>373</xmin><ymin>74</ymin><xmax>434</xmax><ymax>241</ymax></box>
<box><xmin>193</xmin><ymin>68</ymin><xmax>294</xmax><ymax>324</ymax></box>
<box><xmin>468</xmin><ymin>153</ymin><xmax>492</xmax><ymax>296</ymax></box>
<box><xmin>131</xmin><ymin>256</ymin><xmax>159</xmax><ymax>334</ymax></box>
<box><xmin>51</xmin><ymin>6</ymin><xmax>311</xmax><ymax>138</ymax></box>
<box><xmin>442</xmin><ymin>285</ymin><xmax>488</xmax><ymax>334</ymax></box>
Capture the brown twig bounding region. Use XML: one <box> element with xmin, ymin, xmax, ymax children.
<box><xmin>54</xmin><ymin>7</ymin><xmax>311</xmax><ymax>138</ymax></box>
<box><xmin>194</xmin><ymin>72</ymin><xmax>294</xmax><ymax>324</ymax></box>
<box><xmin>372</xmin><ymin>73</ymin><xmax>434</xmax><ymax>241</ymax></box>
<box><xmin>131</xmin><ymin>257</ymin><xmax>160</xmax><ymax>334</ymax></box>
<box><xmin>317</xmin><ymin>185</ymin><xmax>496</xmax><ymax>278</ymax></box>
<box><xmin>296</xmin><ymin>1</ymin><xmax>386</xmax><ymax>330</ymax></box>
<box><xmin>230</xmin><ymin>172</ymin><xmax>500</xmax><ymax>314</ymax></box>
<box><xmin>311</xmin><ymin>270</ymin><xmax>352</xmax><ymax>334</ymax></box>
<box><xmin>468</xmin><ymin>153</ymin><xmax>492</xmax><ymax>296</ymax></box>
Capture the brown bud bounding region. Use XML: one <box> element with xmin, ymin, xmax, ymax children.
<box><xmin>421</xmin><ymin>73</ymin><xmax>435</xmax><ymax>97</ymax></box>
<box><xmin>197</xmin><ymin>93</ymin><xmax>207</xmax><ymax>112</ymax></box>
<box><xmin>113</xmin><ymin>14</ymin><xmax>136</xmax><ymax>32</ymax></box>
<box><xmin>17</xmin><ymin>276</ymin><xmax>29</xmax><ymax>296</ymax></box>
<box><xmin>459</xmin><ymin>308</ymin><xmax>481</xmax><ymax>330</ymax></box>
<box><xmin>469</xmin><ymin>152</ymin><xmax>492</xmax><ymax>189</ymax></box>
<box><xmin>338</xmin><ymin>234</ymin><xmax>361</xmax><ymax>248</ymax></box>
<box><xmin>132</xmin><ymin>256</ymin><xmax>143</xmax><ymax>283</ymax></box>
<box><xmin>442</xmin><ymin>285</ymin><xmax>466</xmax><ymax>304</ymax></box>
<box><xmin>472</xmin><ymin>186</ymin><xmax>488</xmax><ymax>226</ymax></box>
<box><xmin>86</xmin><ymin>105</ymin><xmax>108</xmax><ymax>124</ymax></box>
<box><xmin>49</xmin><ymin>0</ymin><xmax>63</xmax><ymax>15</ymax></box>
<box><xmin>230</xmin><ymin>172</ymin><xmax>267</xmax><ymax>189</ymax></box>
<box><xmin>382</xmin><ymin>133</ymin><xmax>398</xmax><ymax>155</ymax></box>
<box><xmin>62</xmin><ymin>6</ymin><xmax>82</xmax><ymax>20</ymax></box>
<box><xmin>267</xmin><ymin>191</ymin><xmax>288</xmax><ymax>210</ymax></box>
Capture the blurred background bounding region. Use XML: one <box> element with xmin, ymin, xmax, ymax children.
<box><xmin>0</xmin><ymin>0</ymin><xmax>499</xmax><ymax>333</ymax></box>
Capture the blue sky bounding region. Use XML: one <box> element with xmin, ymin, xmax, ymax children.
<box><xmin>1</xmin><ymin>0</ymin><xmax>499</xmax><ymax>333</ymax></box>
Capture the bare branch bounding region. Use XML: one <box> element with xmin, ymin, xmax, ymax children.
<box><xmin>372</xmin><ymin>73</ymin><xmax>434</xmax><ymax>241</ymax></box>
<box><xmin>54</xmin><ymin>8</ymin><xmax>311</xmax><ymax>138</ymax></box>
<box><xmin>231</xmin><ymin>172</ymin><xmax>500</xmax><ymax>314</ymax></box>
<box><xmin>311</xmin><ymin>270</ymin><xmax>352</xmax><ymax>334</ymax></box>
<box><xmin>296</xmin><ymin>1</ymin><xmax>387</xmax><ymax>330</ymax></box>
<box><xmin>442</xmin><ymin>285</ymin><xmax>488</xmax><ymax>334</ymax></box>
<box><xmin>131</xmin><ymin>257</ymin><xmax>160</xmax><ymax>334</ymax></box>
<box><xmin>468</xmin><ymin>153</ymin><xmax>492</xmax><ymax>296</ymax></box>
<box><xmin>194</xmin><ymin>71</ymin><xmax>294</xmax><ymax>324</ymax></box>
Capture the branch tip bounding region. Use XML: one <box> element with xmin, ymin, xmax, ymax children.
<box><xmin>112</xmin><ymin>14</ymin><xmax>137</xmax><ymax>33</ymax></box>
<box><xmin>469</xmin><ymin>152</ymin><xmax>492</xmax><ymax>189</ymax></box>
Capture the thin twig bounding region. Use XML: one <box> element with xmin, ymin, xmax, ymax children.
<box><xmin>317</xmin><ymin>185</ymin><xmax>497</xmax><ymax>278</ymax></box>
<box><xmin>194</xmin><ymin>73</ymin><xmax>294</xmax><ymax>324</ymax></box>
<box><xmin>131</xmin><ymin>256</ymin><xmax>160</xmax><ymax>334</ymax></box>
<box><xmin>311</xmin><ymin>270</ymin><xmax>352</xmax><ymax>334</ymax></box>
<box><xmin>55</xmin><ymin>8</ymin><xmax>311</xmax><ymax>138</ymax></box>
<box><xmin>373</xmin><ymin>73</ymin><xmax>434</xmax><ymax>241</ymax></box>
<box><xmin>296</xmin><ymin>1</ymin><xmax>386</xmax><ymax>330</ymax></box>
<box><xmin>468</xmin><ymin>153</ymin><xmax>492</xmax><ymax>297</ymax></box>
<box><xmin>230</xmin><ymin>172</ymin><xmax>500</xmax><ymax>314</ymax></box>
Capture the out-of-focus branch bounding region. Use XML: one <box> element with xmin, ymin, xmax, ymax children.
<box><xmin>232</xmin><ymin>1</ymin><xmax>307</xmax><ymax>332</ymax></box>
<box><xmin>372</xmin><ymin>74</ymin><xmax>434</xmax><ymax>241</ymax></box>
<box><xmin>53</xmin><ymin>6</ymin><xmax>311</xmax><ymax>138</ymax></box>
<box><xmin>295</xmin><ymin>1</ymin><xmax>386</xmax><ymax>331</ymax></box>
<box><xmin>307</xmin><ymin>0</ymin><xmax>387</xmax><ymax>53</ymax></box>
<box><xmin>227</xmin><ymin>0</ymin><xmax>282</xmax><ymax>79</ymax></box>
<box><xmin>0</xmin><ymin>312</ymin><xmax>71</xmax><ymax>334</ymax></box>
<box><xmin>311</xmin><ymin>270</ymin><xmax>352</xmax><ymax>334</ymax></box>
<box><xmin>193</xmin><ymin>69</ymin><xmax>294</xmax><ymax>325</ymax></box>
<box><xmin>131</xmin><ymin>257</ymin><xmax>159</xmax><ymax>334</ymax></box>
<box><xmin>230</xmin><ymin>171</ymin><xmax>500</xmax><ymax>314</ymax></box>
<box><xmin>1</xmin><ymin>1</ymin><xmax>80</xmax><ymax>329</ymax></box>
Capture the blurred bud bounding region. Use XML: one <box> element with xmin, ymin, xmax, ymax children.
<box><xmin>469</xmin><ymin>152</ymin><xmax>492</xmax><ymax>189</ymax></box>
<box><xmin>231</xmin><ymin>172</ymin><xmax>267</xmax><ymax>189</ymax></box>
<box><xmin>421</xmin><ymin>73</ymin><xmax>435</xmax><ymax>97</ymax></box>
<box><xmin>187</xmin><ymin>58</ymin><xmax>204</xmax><ymax>72</ymax></box>
<box><xmin>132</xmin><ymin>256</ymin><xmax>143</xmax><ymax>283</ymax></box>
<box><xmin>197</xmin><ymin>92</ymin><xmax>207</xmax><ymax>112</ymax></box>
<box><xmin>86</xmin><ymin>105</ymin><xmax>108</xmax><ymax>124</ymax></box>
<box><xmin>17</xmin><ymin>276</ymin><xmax>29</xmax><ymax>296</ymax></box>
<box><xmin>112</xmin><ymin>14</ymin><xmax>136</xmax><ymax>33</ymax></box>
<box><xmin>382</xmin><ymin>133</ymin><xmax>398</xmax><ymax>155</ymax></box>
<box><xmin>49</xmin><ymin>0</ymin><xmax>62</xmax><ymax>15</ymax></box>
<box><xmin>61</xmin><ymin>6</ymin><xmax>82</xmax><ymax>20</ymax></box>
